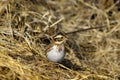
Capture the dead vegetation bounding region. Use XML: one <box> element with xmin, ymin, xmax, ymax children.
<box><xmin>0</xmin><ymin>0</ymin><xmax>120</xmax><ymax>80</ymax></box>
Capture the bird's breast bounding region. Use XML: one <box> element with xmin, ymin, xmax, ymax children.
<box><xmin>46</xmin><ymin>44</ymin><xmax>65</xmax><ymax>62</ymax></box>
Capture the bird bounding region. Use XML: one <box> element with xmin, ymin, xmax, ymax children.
<box><xmin>46</xmin><ymin>34</ymin><xmax>67</xmax><ymax>62</ymax></box>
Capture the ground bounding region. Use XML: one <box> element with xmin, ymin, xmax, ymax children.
<box><xmin>0</xmin><ymin>0</ymin><xmax>120</xmax><ymax>80</ymax></box>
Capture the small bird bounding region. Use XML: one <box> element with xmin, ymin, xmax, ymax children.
<box><xmin>46</xmin><ymin>34</ymin><xmax>67</xmax><ymax>62</ymax></box>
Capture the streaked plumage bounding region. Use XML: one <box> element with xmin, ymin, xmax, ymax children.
<box><xmin>46</xmin><ymin>34</ymin><xmax>66</xmax><ymax>62</ymax></box>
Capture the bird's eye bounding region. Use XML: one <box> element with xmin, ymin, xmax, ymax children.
<box><xmin>54</xmin><ymin>37</ymin><xmax>63</xmax><ymax>42</ymax></box>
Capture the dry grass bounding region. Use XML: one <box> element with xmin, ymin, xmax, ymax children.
<box><xmin>0</xmin><ymin>0</ymin><xmax>120</xmax><ymax>80</ymax></box>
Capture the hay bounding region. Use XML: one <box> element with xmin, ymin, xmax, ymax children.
<box><xmin>0</xmin><ymin>0</ymin><xmax>120</xmax><ymax>80</ymax></box>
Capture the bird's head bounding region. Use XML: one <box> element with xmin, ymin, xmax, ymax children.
<box><xmin>53</xmin><ymin>34</ymin><xmax>67</xmax><ymax>45</ymax></box>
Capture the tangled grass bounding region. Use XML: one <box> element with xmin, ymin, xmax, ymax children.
<box><xmin>0</xmin><ymin>0</ymin><xmax>120</xmax><ymax>80</ymax></box>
